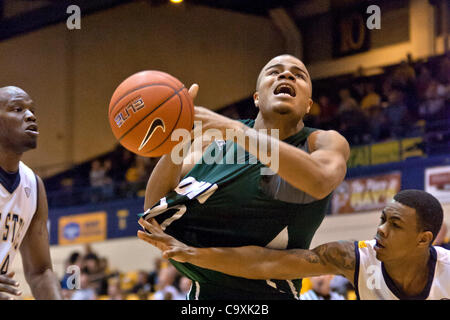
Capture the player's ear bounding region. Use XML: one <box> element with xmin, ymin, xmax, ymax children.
<box><xmin>253</xmin><ymin>92</ymin><xmax>259</xmax><ymax>108</ymax></box>
<box><xmin>417</xmin><ymin>231</ymin><xmax>433</xmax><ymax>248</ymax></box>
<box><xmin>306</xmin><ymin>98</ymin><xmax>313</xmax><ymax>114</ymax></box>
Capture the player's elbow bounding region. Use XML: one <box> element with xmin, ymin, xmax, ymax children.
<box><xmin>308</xmin><ymin>179</ymin><xmax>335</xmax><ymax>200</ymax></box>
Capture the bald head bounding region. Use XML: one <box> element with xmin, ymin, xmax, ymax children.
<box><xmin>256</xmin><ymin>54</ymin><xmax>312</xmax><ymax>96</ymax></box>
<box><xmin>0</xmin><ymin>86</ymin><xmax>31</xmax><ymax>106</ymax></box>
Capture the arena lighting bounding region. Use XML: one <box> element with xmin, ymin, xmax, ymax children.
<box><xmin>170</xmin><ymin>0</ymin><xmax>183</xmax><ymax>3</ymax></box>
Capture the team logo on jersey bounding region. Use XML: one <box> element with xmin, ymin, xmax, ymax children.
<box><xmin>138</xmin><ymin>118</ymin><xmax>165</xmax><ymax>151</ymax></box>
<box><xmin>24</xmin><ymin>187</ymin><xmax>31</xmax><ymax>198</ymax></box>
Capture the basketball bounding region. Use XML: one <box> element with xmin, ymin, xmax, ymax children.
<box><xmin>108</xmin><ymin>70</ymin><xmax>194</xmax><ymax>157</ymax></box>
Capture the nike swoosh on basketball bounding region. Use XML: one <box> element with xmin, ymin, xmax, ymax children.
<box><xmin>138</xmin><ymin>118</ymin><xmax>166</xmax><ymax>151</ymax></box>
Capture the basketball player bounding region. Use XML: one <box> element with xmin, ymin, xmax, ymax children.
<box><xmin>0</xmin><ymin>86</ymin><xmax>62</xmax><ymax>300</ymax></box>
<box><xmin>141</xmin><ymin>54</ymin><xmax>350</xmax><ymax>299</ymax></box>
<box><xmin>139</xmin><ymin>190</ymin><xmax>450</xmax><ymax>300</ymax></box>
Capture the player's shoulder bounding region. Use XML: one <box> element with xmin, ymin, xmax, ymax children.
<box><xmin>19</xmin><ymin>161</ymin><xmax>41</xmax><ymax>187</ymax></box>
<box><xmin>434</xmin><ymin>245</ymin><xmax>450</xmax><ymax>266</ymax></box>
<box><xmin>308</xmin><ymin>129</ymin><xmax>349</xmax><ymax>153</ymax></box>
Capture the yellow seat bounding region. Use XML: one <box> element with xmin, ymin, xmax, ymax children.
<box><xmin>98</xmin><ymin>295</ymin><xmax>110</xmax><ymax>300</ymax></box>
<box><xmin>121</xmin><ymin>270</ymin><xmax>139</xmax><ymax>291</ymax></box>
<box><xmin>347</xmin><ymin>290</ymin><xmax>357</xmax><ymax>300</ymax></box>
<box><xmin>300</xmin><ymin>278</ymin><xmax>312</xmax><ymax>294</ymax></box>
<box><xmin>126</xmin><ymin>294</ymin><xmax>140</xmax><ymax>300</ymax></box>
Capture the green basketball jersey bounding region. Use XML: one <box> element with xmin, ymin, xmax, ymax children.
<box><xmin>142</xmin><ymin>120</ymin><xmax>331</xmax><ymax>300</ymax></box>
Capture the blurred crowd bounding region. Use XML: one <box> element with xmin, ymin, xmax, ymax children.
<box><xmin>59</xmin><ymin>244</ymin><xmax>191</xmax><ymax>300</ymax></box>
<box><xmin>303</xmin><ymin>53</ymin><xmax>450</xmax><ymax>145</ymax></box>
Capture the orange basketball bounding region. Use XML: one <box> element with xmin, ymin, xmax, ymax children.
<box><xmin>108</xmin><ymin>70</ymin><xmax>194</xmax><ymax>157</ymax></box>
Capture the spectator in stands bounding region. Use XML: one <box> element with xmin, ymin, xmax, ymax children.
<box><xmin>367</xmin><ymin>105</ymin><xmax>390</xmax><ymax>142</ymax></box>
<box><xmin>317</xmin><ymin>95</ymin><xmax>338</xmax><ymax>130</ymax></box>
<box><xmin>330</xmin><ymin>275</ymin><xmax>354</xmax><ymax>299</ymax></box>
<box><xmin>107</xmin><ymin>277</ymin><xmax>125</xmax><ymax>300</ymax></box>
<box><xmin>102</xmin><ymin>159</ymin><xmax>115</xmax><ymax>200</ymax></box>
<box><xmin>174</xmin><ymin>276</ymin><xmax>192</xmax><ymax>300</ymax></box>
<box><xmin>300</xmin><ymin>275</ymin><xmax>345</xmax><ymax>300</ymax></box>
<box><xmin>361</xmin><ymin>82</ymin><xmax>381</xmax><ymax>114</ymax></box>
<box><xmin>83</xmin><ymin>252</ymin><xmax>109</xmax><ymax>295</ymax></box>
<box><xmin>384</xmin><ymin>87</ymin><xmax>409</xmax><ymax>138</ymax></box>
<box><xmin>337</xmin><ymin>88</ymin><xmax>358</xmax><ymax>114</ymax></box>
<box><xmin>129</xmin><ymin>270</ymin><xmax>152</xmax><ymax>296</ymax></box>
<box><xmin>415</xmin><ymin>64</ymin><xmax>433</xmax><ymax>101</ymax></box>
<box><xmin>419</xmin><ymin>77</ymin><xmax>448</xmax><ymax>121</ymax></box>
<box><xmin>70</xmin><ymin>269</ymin><xmax>97</xmax><ymax>300</ymax></box>
<box><xmin>125</xmin><ymin>159</ymin><xmax>140</xmax><ymax>198</ymax></box>
<box><xmin>392</xmin><ymin>59</ymin><xmax>416</xmax><ymax>90</ymax></box>
<box><xmin>148</xmin><ymin>258</ymin><xmax>163</xmax><ymax>292</ymax></box>
<box><xmin>89</xmin><ymin>159</ymin><xmax>107</xmax><ymax>202</ymax></box>
<box><xmin>152</xmin><ymin>265</ymin><xmax>181</xmax><ymax>300</ymax></box>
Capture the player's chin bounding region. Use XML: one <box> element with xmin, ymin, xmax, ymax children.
<box><xmin>272</xmin><ymin>104</ymin><xmax>295</xmax><ymax>115</ymax></box>
<box><xmin>22</xmin><ymin>139</ymin><xmax>37</xmax><ymax>151</ymax></box>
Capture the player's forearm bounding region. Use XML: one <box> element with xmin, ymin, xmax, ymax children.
<box><xmin>186</xmin><ymin>246</ymin><xmax>321</xmax><ymax>280</ymax></box>
<box><xmin>234</xmin><ymin>126</ymin><xmax>336</xmax><ymax>199</ymax></box>
<box><xmin>187</xmin><ymin>246</ymin><xmax>278</xmax><ymax>279</ymax></box>
<box><xmin>27</xmin><ymin>268</ymin><xmax>62</xmax><ymax>300</ymax></box>
<box><xmin>144</xmin><ymin>154</ymin><xmax>183</xmax><ymax>210</ymax></box>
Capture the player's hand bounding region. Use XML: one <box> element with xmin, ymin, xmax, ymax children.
<box><xmin>137</xmin><ymin>218</ymin><xmax>194</xmax><ymax>263</ymax></box>
<box><xmin>0</xmin><ymin>272</ymin><xmax>22</xmax><ymax>300</ymax></box>
<box><xmin>193</xmin><ymin>106</ymin><xmax>243</xmax><ymax>139</ymax></box>
<box><xmin>188</xmin><ymin>83</ymin><xmax>199</xmax><ymax>101</ymax></box>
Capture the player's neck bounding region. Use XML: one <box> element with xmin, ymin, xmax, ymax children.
<box><xmin>383</xmin><ymin>249</ymin><xmax>430</xmax><ymax>296</ymax></box>
<box><xmin>0</xmin><ymin>148</ymin><xmax>22</xmax><ymax>172</ymax></box>
<box><xmin>254</xmin><ymin>113</ymin><xmax>304</xmax><ymax>140</ymax></box>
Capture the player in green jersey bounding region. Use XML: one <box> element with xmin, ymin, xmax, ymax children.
<box><xmin>140</xmin><ymin>54</ymin><xmax>350</xmax><ymax>299</ymax></box>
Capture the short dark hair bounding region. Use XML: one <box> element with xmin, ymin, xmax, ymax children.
<box><xmin>394</xmin><ymin>189</ymin><xmax>443</xmax><ymax>243</ymax></box>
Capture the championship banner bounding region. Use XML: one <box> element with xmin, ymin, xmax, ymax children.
<box><xmin>58</xmin><ymin>211</ymin><xmax>107</xmax><ymax>245</ymax></box>
<box><xmin>332</xmin><ymin>172</ymin><xmax>401</xmax><ymax>214</ymax></box>
<box><xmin>332</xmin><ymin>6</ymin><xmax>371</xmax><ymax>57</ymax></box>
<box><xmin>425</xmin><ymin>166</ymin><xmax>450</xmax><ymax>204</ymax></box>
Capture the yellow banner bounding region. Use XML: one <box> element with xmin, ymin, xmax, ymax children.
<box><xmin>58</xmin><ymin>212</ymin><xmax>107</xmax><ymax>245</ymax></box>
<box><xmin>348</xmin><ymin>145</ymin><xmax>370</xmax><ymax>168</ymax></box>
<box><xmin>401</xmin><ymin>137</ymin><xmax>424</xmax><ymax>160</ymax></box>
<box><xmin>371</xmin><ymin>141</ymin><xmax>400</xmax><ymax>165</ymax></box>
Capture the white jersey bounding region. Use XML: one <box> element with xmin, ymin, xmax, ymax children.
<box><xmin>354</xmin><ymin>239</ymin><xmax>450</xmax><ymax>300</ymax></box>
<box><xmin>0</xmin><ymin>162</ymin><xmax>38</xmax><ymax>274</ymax></box>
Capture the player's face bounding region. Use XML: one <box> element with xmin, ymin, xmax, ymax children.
<box><xmin>254</xmin><ymin>55</ymin><xmax>313</xmax><ymax>119</ymax></box>
<box><xmin>0</xmin><ymin>87</ymin><xmax>38</xmax><ymax>153</ymax></box>
<box><xmin>374</xmin><ymin>201</ymin><xmax>423</xmax><ymax>262</ymax></box>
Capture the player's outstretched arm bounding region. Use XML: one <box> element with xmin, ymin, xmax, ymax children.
<box><xmin>137</xmin><ymin>218</ymin><xmax>356</xmax><ymax>283</ymax></box>
<box><xmin>19</xmin><ymin>176</ymin><xmax>62</xmax><ymax>299</ymax></box>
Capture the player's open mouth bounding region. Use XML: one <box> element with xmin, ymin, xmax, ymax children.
<box><xmin>374</xmin><ymin>238</ymin><xmax>385</xmax><ymax>250</ymax></box>
<box><xmin>25</xmin><ymin>124</ymin><xmax>39</xmax><ymax>135</ymax></box>
<box><xmin>274</xmin><ymin>83</ymin><xmax>296</xmax><ymax>97</ymax></box>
